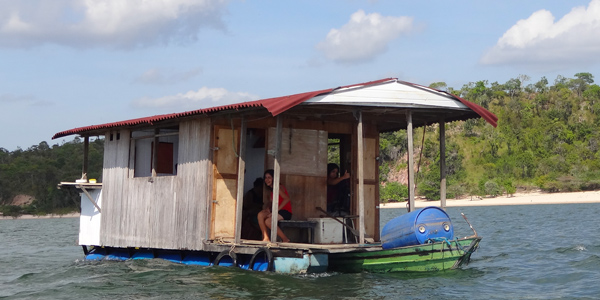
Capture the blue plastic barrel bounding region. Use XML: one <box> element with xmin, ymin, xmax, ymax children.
<box><xmin>132</xmin><ymin>250</ymin><xmax>154</xmax><ymax>260</ymax></box>
<box><xmin>182</xmin><ymin>253</ymin><xmax>212</xmax><ymax>266</ymax></box>
<box><xmin>85</xmin><ymin>248</ymin><xmax>107</xmax><ymax>261</ymax></box>
<box><xmin>104</xmin><ymin>249</ymin><xmax>130</xmax><ymax>261</ymax></box>
<box><xmin>157</xmin><ymin>251</ymin><xmax>182</xmax><ymax>263</ymax></box>
<box><xmin>381</xmin><ymin>206</ymin><xmax>454</xmax><ymax>249</ymax></box>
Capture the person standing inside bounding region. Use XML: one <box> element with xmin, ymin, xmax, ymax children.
<box><xmin>327</xmin><ymin>163</ymin><xmax>350</xmax><ymax>214</ymax></box>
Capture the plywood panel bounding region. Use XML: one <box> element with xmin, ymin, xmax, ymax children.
<box><xmin>363</xmin><ymin>138</ymin><xmax>377</xmax><ymax>181</ymax></box>
<box><xmin>283</xmin><ymin>175</ymin><xmax>327</xmax><ymax>220</ymax></box>
<box><xmin>215</xmin><ymin>128</ymin><xmax>238</xmax><ymax>174</ymax></box>
<box><xmin>363</xmin><ymin>184</ymin><xmax>378</xmax><ymax>240</ymax></box>
<box><xmin>213</xmin><ymin>178</ymin><xmax>237</xmax><ymax>238</ymax></box>
<box><xmin>211</xmin><ymin>126</ymin><xmax>239</xmax><ymax>240</ymax></box>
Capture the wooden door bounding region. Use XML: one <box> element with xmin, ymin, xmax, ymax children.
<box><xmin>211</xmin><ymin>126</ymin><xmax>239</xmax><ymax>239</ymax></box>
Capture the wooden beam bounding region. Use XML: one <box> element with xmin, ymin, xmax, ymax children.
<box><xmin>235</xmin><ymin>117</ymin><xmax>246</xmax><ymax>244</ymax></box>
<box><xmin>152</xmin><ymin>128</ymin><xmax>159</xmax><ymax>177</ymax></box>
<box><xmin>439</xmin><ymin>119</ymin><xmax>447</xmax><ymax>209</ymax></box>
<box><xmin>406</xmin><ymin>110</ymin><xmax>415</xmax><ymax>212</ymax></box>
<box><xmin>79</xmin><ymin>185</ymin><xmax>101</xmax><ymax>213</ymax></box>
<box><xmin>82</xmin><ymin>136</ymin><xmax>89</xmax><ymax>180</ymax></box>
<box><xmin>271</xmin><ymin>115</ymin><xmax>283</xmax><ymax>242</ymax></box>
<box><xmin>357</xmin><ymin>110</ymin><xmax>365</xmax><ymax>244</ymax></box>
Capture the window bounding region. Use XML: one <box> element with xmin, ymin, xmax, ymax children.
<box><xmin>132</xmin><ymin>127</ymin><xmax>179</xmax><ymax>177</ymax></box>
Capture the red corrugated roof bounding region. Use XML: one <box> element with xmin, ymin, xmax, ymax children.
<box><xmin>52</xmin><ymin>78</ymin><xmax>496</xmax><ymax>139</ymax></box>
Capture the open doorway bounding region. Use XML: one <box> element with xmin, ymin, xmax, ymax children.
<box><xmin>241</xmin><ymin>128</ymin><xmax>266</xmax><ymax>240</ymax></box>
<box><xmin>327</xmin><ymin>133</ymin><xmax>352</xmax><ymax>216</ymax></box>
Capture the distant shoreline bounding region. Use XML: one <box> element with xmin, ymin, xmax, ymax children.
<box><xmin>2</xmin><ymin>191</ymin><xmax>599</xmax><ymax>219</ymax></box>
<box><xmin>0</xmin><ymin>212</ymin><xmax>80</xmax><ymax>220</ymax></box>
<box><xmin>381</xmin><ymin>190</ymin><xmax>600</xmax><ymax>208</ymax></box>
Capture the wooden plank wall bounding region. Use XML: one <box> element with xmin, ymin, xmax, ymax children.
<box><xmin>100</xmin><ymin>129</ymin><xmax>132</xmax><ymax>246</ymax></box>
<box><xmin>174</xmin><ymin>119</ymin><xmax>211</xmax><ymax>249</ymax></box>
<box><xmin>99</xmin><ymin>119</ymin><xmax>212</xmax><ymax>250</ymax></box>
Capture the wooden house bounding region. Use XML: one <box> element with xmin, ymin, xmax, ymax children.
<box><xmin>54</xmin><ymin>78</ymin><xmax>496</xmax><ymax>273</ymax></box>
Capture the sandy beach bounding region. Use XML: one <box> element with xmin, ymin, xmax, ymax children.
<box><xmin>0</xmin><ymin>212</ymin><xmax>80</xmax><ymax>220</ymax></box>
<box><xmin>381</xmin><ymin>190</ymin><xmax>600</xmax><ymax>208</ymax></box>
<box><xmin>2</xmin><ymin>191</ymin><xmax>600</xmax><ymax>219</ymax></box>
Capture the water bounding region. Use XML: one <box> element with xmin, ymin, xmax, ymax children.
<box><xmin>1</xmin><ymin>204</ymin><xmax>599</xmax><ymax>299</ymax></box>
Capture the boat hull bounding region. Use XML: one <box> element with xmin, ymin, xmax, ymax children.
<box><xmin>328</xmin><ymin>237</ymin><xmax>481</xmax><ymax>273</ymax></box>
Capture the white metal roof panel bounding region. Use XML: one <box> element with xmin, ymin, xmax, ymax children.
<box><xmin>304</xmin><ymin>80</ymin><xmax>468</xmax><ymax>110</ymax></box>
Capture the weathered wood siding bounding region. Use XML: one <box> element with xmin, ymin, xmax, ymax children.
<box><xmin>174</xmin><ymin>119</ymin><xmax>212</xmax><ymax>248</ymax></box>
<box><xmin>99</xmin><ymin>119</ymin><xmax>212</xmax><ymax>250</ymax></box>
<box><xmin>100</xmin><ymin>130</ymin><xmax>131</xmax><ymax>246</ymax></box>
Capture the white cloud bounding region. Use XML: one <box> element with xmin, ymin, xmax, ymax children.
<box><xmin>134</xmin><ymin>67</ymin><xmax>202</xmax><ymax>85</ymax></box>
<box><xmin>0</xmin><ymin>0</ymin><xmax>229</xmax><ymax>48</ymax></box>
<box><xmin>316</xmin><ymin>10</ymin><xmax>414</xmax><ymax>64</ymax></box>
<box><xmin>481</xmin><ymin>0</ymin><xmax>600</xmax><ymax>67</ymax></box>
<box><xmin>132</xmin><ymin>87</ymin><xmax>259</xmax><ymax>110</ymax></box>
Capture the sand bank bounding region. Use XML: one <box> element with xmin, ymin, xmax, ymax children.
<box><xmin>381</xmin><ymin>190</ymin><xmax>600</xmax><ymax>209</ymax></box>
<box><xmin>0</xmin><ymin>212</ymin><xmax>80</xmax><ymax>220</ymax></box>
<box><xmin>3</xmin><ymin>191</ymin><xmax>599</xmax><ymax>218</ymax></box>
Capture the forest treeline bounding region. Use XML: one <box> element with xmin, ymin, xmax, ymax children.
<box><xmin>0</xmin><ymin>138</ymin><xmax>103</xmax><ymax>217</ymax></box>
<box><xmin>2</xmin><ymin>72</ymin><xmax>600</xmax><ymax>215</ymax></box>
<box><xmin>380</xmin><ymin>72</ymin><xmax>600</xmax><ymax>202</ymax></box>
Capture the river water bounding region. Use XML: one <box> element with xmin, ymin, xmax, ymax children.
<box><xmin>1</xmin><ymin>203</ymin><xmax>599</xmax><ymax>299</ymax></box>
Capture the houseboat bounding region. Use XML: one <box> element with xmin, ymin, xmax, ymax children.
<box><xmin>54</xmin><ymin>78</ymin><xmax>497</xmax><ymax>273</ymax></box>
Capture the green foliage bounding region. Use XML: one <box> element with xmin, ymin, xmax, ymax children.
<box><xmin>484</xmin><ymin>181</ymin><xmax>501</xmax><ymax>197</ymax></box>
<box><xmin>327</xmin><ymin>138</ymin><xmax>340</xmax><ymax>164</ymax></box>
<box><xmin>0</xmin><ymin>205</ymin><xmax>23</xmax><ymax>218</ymax></box>
<box><xmin>503</xmin><ymin>179</ymin><xmax>516</xmax><ymax>196</ymax></box>
<box><xmin>0</xmin><ymin>138</ymin><xmax>104</xmax><ymax>214</ymax></box>
<box><xmin>379</xmin><ymin>182</ymin><xmax>408</xmax><ymax>203</ymax></box>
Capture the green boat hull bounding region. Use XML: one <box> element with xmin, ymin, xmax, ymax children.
<box><xmin>328</xmin><ymin>237</ymin><xmax>481</xmax><ymax>273</ymax></box>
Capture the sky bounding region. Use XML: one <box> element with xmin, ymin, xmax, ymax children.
<box><xmin>1</xmin><ymin>0</ymin><xmax>600</xmax><ymax>151</ymax></box>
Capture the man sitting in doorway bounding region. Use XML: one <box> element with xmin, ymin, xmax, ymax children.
<box><xmin>241</xmin><ymin>177</ymin><xmax>264</xmax><ymax>240</ymax></box>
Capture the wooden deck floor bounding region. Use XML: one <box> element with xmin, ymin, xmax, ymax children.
<box><xmin>204</xmin><ymin>238</ymin><xmax>382</xmax><ymax>255</ymax></box>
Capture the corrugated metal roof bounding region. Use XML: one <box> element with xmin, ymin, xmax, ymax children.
<box><xmin>398</xmin><ymin>81</ymin><xmax>498</xmax><ymax>127</ymax></box>
<box><xmin>52</xmin><ymin>78</ymin><xmax>495</xmax><ymax>139</ymax></box>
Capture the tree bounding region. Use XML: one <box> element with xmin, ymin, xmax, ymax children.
<box><xmin>429</xmin><ymin>82</ymin><xmax>447</xmax><ymax>91</ymax></box>
<box><xmin>571</xmin><ymin>72</ymin><xmax>594</xmax><ymax>97</ymax></box>
<box><xmin>0</xmin><ymin>138</ymin><xmax>104</xmax><ymax>214</ymax></box>
<box><xmin>583</xmin><ymin>84</ymin><xmax>600</xmax><ymax>114</ymax></box>
<box><xmin>504</xmin><ymin>77</ymin><xmax>522</xmax><ymax>101</ymax></box>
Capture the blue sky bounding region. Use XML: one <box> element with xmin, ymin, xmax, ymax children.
<box><xmin>1</xmin><ymin>0</ymin><xmax>599</xmax><ymax>150</ymax></box>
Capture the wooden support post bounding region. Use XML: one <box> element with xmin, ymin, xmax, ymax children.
<box><xmin>271</xmin><ymin>115</ymin><xmax>283</xmax><ymax>242</ymax></box>
<box><xmin>406</xmin><ymin>110</ymin><xmax>415</xmax><ymax>212</ymax></box>
<box><xmin>152</xmin><ymin>128</ymin><xmax>159</xmax><ymax>177</ymax></box>
<box><xmin>439</xmin><ymin>119</ymin><xmax>447</xmax><ymax>209</ymax></box>
<box><xmin>82</xmin><ymin>136</ymin><xmax>89</xmax><ymax>180</ymax></box>
<box><xmin>357</xmin><ymin>110</ymin><xmax>365</xmax><ymax>244</ymax></box>
<box><xmin>234</xmin><ymin>116</ymin><xmax>246</xmax><ymax>244</ymax></box>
